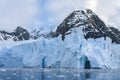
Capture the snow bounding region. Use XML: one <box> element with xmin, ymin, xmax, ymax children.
<box><xmin>0</xmin><ymin>39</ymin><xmax>39</xmax><ymax>49</ymax></box>
<box><xmin>0</xmin><ymin>25</ymin><xmax>120</xmax><ymax>69</ymax></box>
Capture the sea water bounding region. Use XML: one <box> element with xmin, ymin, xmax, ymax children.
<box><xmin>0</xmin><ymin>68</ymin><xmax>119</xmax><ymax>80</ymax></box>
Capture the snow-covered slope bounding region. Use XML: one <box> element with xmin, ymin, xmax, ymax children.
<box><xmin>0</xmin><ymin>9</ymin><xmax>120</xmax><ymax>69</ymax></box>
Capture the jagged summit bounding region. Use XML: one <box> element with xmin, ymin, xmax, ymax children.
<box><xmin>54</xmin><ymin>10</ymin><xmax>88</xmax><ymax>39</ymax></box>
<box><xmin>0</xmin><ymin>26</ymin><xmax>30</xmax><ymax>41</ymax></box>
<box><xmin>54</xmin><ymin>9</ymin><xmax>120</xmax><ymax>44</ymax></box>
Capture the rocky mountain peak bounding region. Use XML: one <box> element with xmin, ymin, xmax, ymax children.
<box><xmin>54</xmin><ymin>9</ymin><xmax>120</xmax><ymax>44</ymax></box>
<box><xmin>0</xmin><ymin>26</ymin><xmax>30</xmax><ymax>41</ymax></box>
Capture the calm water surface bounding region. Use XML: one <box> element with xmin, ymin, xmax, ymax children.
<box><xmin>0</xmin><ymin>68</ymin><xmax>119</xmax><ymax>80</ymax></box>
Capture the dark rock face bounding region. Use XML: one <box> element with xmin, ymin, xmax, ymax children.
<box><xmin>54</xmin><ymin>9</ymin><xmax>120</xmax><ymax>44</ymax></box>
<box><xmin>0</xmin><ymin>31</ymin><xmax>11</xmax><ymax>40</ymax></box>
<box><xmin>0</xmin><ymin>26</ymin><xmax>30</xmax><ymax>41</ymax></box>
<box><xmin>83</xmin><ymin>25</ymin><xmax>105</xmax><ymax>40</ymax></box>
<box><xmin>54</xmin><ymin>10</ymin><xmax>88</xmax><ymax>40</ymax></box>
<box><xmin>12</xmin><ymin>27</ymin><xmax>30</xmax><ymax>41</ymax></box>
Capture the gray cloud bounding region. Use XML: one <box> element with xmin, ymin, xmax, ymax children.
<box><xmin>0</xmin><ymin>0</ymin><xmax>120</xmax><ymax>31</ymax></box>
<box><xmin>0</xmin><ymin>0</ymin><xmax>41</xmax><ymax>31</ymax></box>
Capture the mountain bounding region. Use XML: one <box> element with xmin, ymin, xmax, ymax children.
<box><xmin>0</xmin><ymin>26</ymin><xmax>53</xmax><ymax>41</ymax></box>
<box><xmin>0</xmin><ymin>26</ymin><xmax>30</xmax><ymax>41</ymax></box>
<box><xmin>0</xmin><ymin>9</ymin><xmax>120</xmax><ymax>69</ymax></box>
<box><xmin>54</xmin><ymin>9</ymin><xmax>120</xmax><ymax>43</ymax></box>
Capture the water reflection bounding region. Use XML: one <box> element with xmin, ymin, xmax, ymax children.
<box><xmin>41</xmin><ymin>70</ymin><xmax>45</xmax><ymax>80</ymax></box>
<box><xmin>80</xmin><ymin>70</ymin><xmax>91</xmax><ymax>80</ymax></box>
<box><xmin>85</xmin><ymin>71</ymin><xmax>91</xmax><ymax>79</ymax></box>
<box><xmin>0</xmin><ymin>69</ymin><xmax>119</xmax><ymax>80</ymax></box>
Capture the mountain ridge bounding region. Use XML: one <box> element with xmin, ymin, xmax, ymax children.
<box><xmin>0</xmin><ymin>9</ymin><xmax>120</xmax><ymax>44</ymax></box>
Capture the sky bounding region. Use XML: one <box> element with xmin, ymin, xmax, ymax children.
<box><xmin>0</xmin><ymin>0</ymin><xmax>120</xmax><ymax>31</ymax></box>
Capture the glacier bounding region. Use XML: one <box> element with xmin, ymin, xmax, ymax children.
<box><xmin>0</xmin><ymin>26</ymin><xmax>120</xmax><ymax>69</ymax></box>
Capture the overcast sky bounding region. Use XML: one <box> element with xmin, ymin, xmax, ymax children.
<box><xmin>0</xmin><ymin>0</ymin><xmax>120</xmax><ymax>31</ymax></box>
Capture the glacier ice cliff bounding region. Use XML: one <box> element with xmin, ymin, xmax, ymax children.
<box><xmin>0</xmin><ymin>9</ymin><xmax>120</xmax><ymax>69</ymax></box>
